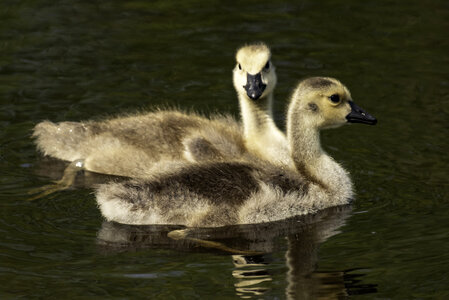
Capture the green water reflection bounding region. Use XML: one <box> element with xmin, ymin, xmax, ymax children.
<box><xmin>0</xmin><ymin>0</ymin><xmax>448</xmax><ymax>298</ymax></box>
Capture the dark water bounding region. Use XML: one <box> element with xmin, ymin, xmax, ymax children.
<box><xmin>1</xmin><ymin>0</ymin><xmax>448</xmax><ymax>298</ymax></box>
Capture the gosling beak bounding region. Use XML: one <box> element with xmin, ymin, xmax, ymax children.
<box><xmin>346</xmin><ymin>101</ymin><xmax>377</xmax><ymax>125</ymax></box>
<box><xmin>243</xmin><ymin>73</ymin><xmax>266</xmax><ymax>100</ymax></box>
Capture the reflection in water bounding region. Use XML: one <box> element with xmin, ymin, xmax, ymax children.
<box><xmin>285</xmin><ymin>209</ymin><xmax>347</xmax><ymax>299</ymax></box>
<box><xmin>232</xmin><ymin>255</ymin><xmax>272</xmax><ymax>298</ymax></box>
<box><xmin>285</xmin><ymin>232</ymin><xmax>377</xmax><ymax>299</ymax></box>
<box><xmin>97</xmin><ymin>206</ymin><xmax>377</xmax><ymax>298</ymax></box>
<box><xmin>35</xmin><ymin>159</ymin><xmax>377</xmax><ymax>298</ymax></box>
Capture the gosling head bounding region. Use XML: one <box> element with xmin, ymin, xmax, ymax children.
<box><xmin>233</xmin><ymin>42</ymin><xmax>277</xmax><ymax>101</ymax></box>
<box><xmin>291</xmin><ymin>77</ymin><xmax>377</xmax><ymax>130</ymax></box>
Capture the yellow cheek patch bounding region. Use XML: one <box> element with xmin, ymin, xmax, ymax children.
<box><xmin>321</xmin><ymin>101</ymin><xmax>351</xmax><ymax>126</ymax></box>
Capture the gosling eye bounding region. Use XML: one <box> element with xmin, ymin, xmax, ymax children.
<box><xmin>329</xmin><ymin>94</ymin><xmax>340</xmax><ymax>103</ymax></box>
<box><xmin>264</xmin><ymin>61</ymin><xmax>270</xmax><ymax>70</ymax></box>
<box><xmin>238</xmin><ymin>63</ymin><xmax>242</xmax><ymax>70</ymax></box>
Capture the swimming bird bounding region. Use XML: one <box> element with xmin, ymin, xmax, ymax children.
<box><xmin>231</xmin><ymin>43</ymin><xmax>290</xmax><ymax>167</ymax></box>
<box><xmin>95</xmin><ymin>77</ymin><xmax>377</xmax><ymax>227</ymax></box>
<box><xmin>32</xmin><ymin>43</ymin><xmax>289</xmax><ymax>182</ymax></box>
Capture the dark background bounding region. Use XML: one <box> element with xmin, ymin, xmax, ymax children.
<box><xmin>1</xmin><ymin>0</ymin><xmax>448</xmax><ymax>298</ymax></box>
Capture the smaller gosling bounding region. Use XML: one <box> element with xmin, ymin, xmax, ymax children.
<box><xmin>95</xmin><ymin>77</ymin><xmax>377</xmax><ymax>227</ymax></box>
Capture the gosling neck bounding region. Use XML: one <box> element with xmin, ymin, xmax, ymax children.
<box><xmin>238</xmin><ymin>92</ymin><xmax>279</xmax><ymax>139</ymax></box>
<box><xmin>287</xmin><ymin>104</ymin><xmax>326</xmax><ymax>187</ymax></box>
<box><xmin>288</xmin><ymin>113</ymin><xmax>322</xmax><ymax>165</ymax></box>
<box><xmin>287</xmin><ymin>103</ymin><xmax>352</xmax><ymax>199</ymax></box>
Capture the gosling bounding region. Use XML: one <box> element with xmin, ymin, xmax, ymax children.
<box><xmin>32</xmin><ymin>43</ymin><xmax>290</xmax><ymax>179</ymax></box>
<box><xmin>95</xmin><ymin>77</ymin><xmax>377</xmax><ymax>227</ymax></box>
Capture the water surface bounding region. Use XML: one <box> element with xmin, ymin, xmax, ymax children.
<box><xmin>1</xmin><ymin>0</ymin><xmax>448</xmax><ymax>298</ymax></box>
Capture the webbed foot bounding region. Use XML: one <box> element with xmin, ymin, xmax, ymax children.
<box><xmin>28</xmin><ymin>159</ymin><xmax>85</xmax><ymax>200</ymax></box>
<box><xmin>168</xmin><ymin>229</ymin><xmax>263</xmax><ymax>255</ymax></box>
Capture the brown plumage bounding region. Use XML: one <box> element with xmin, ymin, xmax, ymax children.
<box><xmin>95</xmin><ymin>77</ymin><xmax>377</xmax><ymax>227</ymax></box>
<box><xmin>33</xmin><ymin>111</ymin><xmax>246</xmax><ymax>177</ymax></box>
<box><xmin>32</xmin><ymin>43</ymin><xmax>290</xmax><ymax>179</ymax></box>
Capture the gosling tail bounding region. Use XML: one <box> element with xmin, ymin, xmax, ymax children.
<box><xmin>33</xmin><ymin>120</ymin><xmax>90</xmax><ymax>161</ymax></box>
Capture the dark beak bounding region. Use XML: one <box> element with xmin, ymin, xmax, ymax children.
<box><xmin>346</xmin><ymin>101</ymin><xmax>377</xmax><ymax>125</ymax></box>
<box><xmin>243</xmin><ymin>72</ymin><xmax>266</xmax><ymax>100</ymax></box>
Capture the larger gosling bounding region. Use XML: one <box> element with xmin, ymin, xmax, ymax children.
<box><xmin>232</xmin><ymin>43</ymin><xmax>290</xmax><ymax>167</ymax></box>
<box><xmin>95</xmin><ymin>77</ymin><xmax>377</xmax><ymax>227</ymax></box>
<box><xmin>32</xmin><ymin>43</ymin><xmax>290</xmax><ymax>178</ymax></box>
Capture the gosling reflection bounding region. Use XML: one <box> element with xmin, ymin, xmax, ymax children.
<box><xmin>285</xmin><ymin>230</ymin><xmax>346</xmax><ymax>299</ymax></box>
<box><xmin>96</xmin><ymin>205</ymin><xmax>376</xmax><ymax>298</ymax></box>
<box><xmin>285</xmin><ymin>206</ymin><xmax>347</xmax><ymax>299</ymax></box>
<box><xmin>227</xmin><ymin>206</ymin><xmax>357</xmax><ymax>299</ymax></box>
<box><xmin>232</xmin><ymin>255</ymin><xmax>272</xmax><ymax>298</ymax></box>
